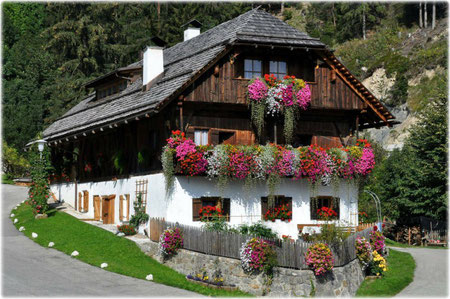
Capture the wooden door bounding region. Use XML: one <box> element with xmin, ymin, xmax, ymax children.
<box><xmin>101</xmin><ymin>195</ymin><xmax>115</xmax><ymax>224</ymax></box>
<box><xmin>93</xmin><ymin>196</ymin><xmax>101</xmax><ymax>220</ymax></box>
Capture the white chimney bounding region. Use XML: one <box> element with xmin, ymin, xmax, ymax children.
<box><xmin>182</xmin><ymin>19</ymin><xmax>202</xmax><ymax>41</ymax></box>
<box><xmin>143</xmin><ymin>46</ymin><xmax>164</xmax><ymax>87</ymax></box>
<box><xmin>184</xmin><ymin>27</ymin><xmax>200</xmax><ymax>41</ymax></box>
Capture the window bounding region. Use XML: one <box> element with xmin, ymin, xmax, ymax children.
<box><xmin>310</xmin><ymin>196</ymin><xmax>340</xmax><ymax>220</ymax></box>
<box><xmin>292</xmin><ymin>134</ymin><xmax>312</xmax><ymax>148</ymax></box>
<box><xmin>244</xmin><ymin>59</ymin><xmax>262</xmax><ymax>79</ymax></box>
<box><xmin>270</xmin><ymin>61</ymin><xmax>287</xmax><ymax>78</ymax></box>
<box><xmin>218</xmin><ymin>131</ymin><xmax>235</xmax><ymax>144</ymax></box>
<box><xmin>96</xmin><ymin>80</ymin><xmax>128</xmax><ymax>100</ymax></box>
<box><xmin>192</xmin><ymin>197</ymin><xmax>230</xmax><ymax>221</ymax></box>
<box><xmin>194</xmin><ymin>129</ymin><xmax>209</xmax><ymax>145</ymax></box>
<box><xmin>261</xmin><ymin>196</ymin><xmax>292</xmax><ymax>221</ymax></box>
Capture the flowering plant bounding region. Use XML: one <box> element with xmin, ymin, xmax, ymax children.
<box><xmin>305</xmin><ymin>243</ymin><xmax>334</xmax><ymax>276</ymax></box>
<box><xmin>162</xmin><ymin>137</ymin><xmax>376</xmax><ymax>196</ymax></box>
<box><xmin>355</xmin><ymin>236</ymin><xmax>373</xmax><ymax>269</ymax></box>
<box><xmin>159</xmin><ymin>227</ymin><xmax>183</xmax><ymax>257</ymax></box>
<box><xmin>240</xmin><ymin>237</ymin><xmax>277</xmax><ymax>274</ymax></box>
<box><xmin>359</xmin><ymin>211</ymin><xmax>368</xmax><ymax>224</ymax></box>
<box><xmin>117</xmin><ymin>224</ymin><xmax>137</xmax><ymax>236</ymax></box>
<box><xmin>247</xmin><ymin>74</ymin><xmax>311</xmax><ymax>143</ymax></box>
<box><xmin>370</xmin><ymin>229</ymin><xmax>385</xmax><ymax>254</ymax></box>
<box><xmin>264</xmin><ymin>203</ymin><xmax>292</xmax><ymax>222</ymax></box>
<box><xmin>370</xmin><ymin>250</ymin><xmax>387</xmax><ymax>276</ymax></box>
<box><xmin>317</xmin><ymin>207</ymin><xmax>338</xmax><ymax>221</ymax></box>
<box><xmin>199</xmin><ymin>206</ymin><xmax>223</xmax><ymax>221</ymax></box>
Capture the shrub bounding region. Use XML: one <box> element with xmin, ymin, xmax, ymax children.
<box><xmin>28</xmin><ymin>143</ymin><xmax>52</xmax><ymax>215</ymax></box>
<box><xmin>129</xmin><ymin>193</ymin><xmax>149</xmax><ymax>227</ymax></box>
<box><xmin>159</xmin><ymin>227</ymin><xmax>183</xmax><ymax>257</ymax></box>
<box><xmin>355</xmin><ymin>236</ymin><xmax>373</xmax><ymax>270</ymax></box>
<box><xmin>305</xmin><ymin>243</ymin><xmax>334</xmax><ymax>276</ymax></box>
<box><xmin>240</xmin><ymin>237</ymin><xmax>277</xmax><ymax>274</ymax></box>
<box><xmin>117</xmin><ymin>224</ymin><xmax>136</xmax><ymax>236</ymax></box>
<box><xmin>238</xmin><ymin>222</ymin><xmax>277</xmax><ymax>239</ymax></box>
<box><xmin>370</xmin><ymin>229</ymin><xmax>385</xmax><ymax>254</ymax></box>
<box><xmin>369</xmin><ymin>250</ymin><xmax>387</xmax><ymax>276</ymax></box>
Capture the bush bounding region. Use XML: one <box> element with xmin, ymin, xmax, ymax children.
<box><xmin>240</xmin><ymin>237</ymin><xmax>277</xmax><ymax>274</ymax></box>
<box><xmin>28</xmin><ymin>143</ymin><xmax>52</xmax><ymax>215</ymax></box>
<box><xmin>2</xmin><ymin>141</ymin><xmax>29</xmax><ymax>178</ymax></box>
<box><xmin>239</xmin><ymin>221</ymin><xmax>277</xmax><ymax>239</ymax></box>
<box><xmin>129</xmin><ymin>193</ymin><xmax>149</xmax><ymax>227</ymax></box>
<box><xmin>370</xmin><ymin>229</ymin><xmax>386</xmax><ymax>254</ymax></box>
<box><xmin>355</xmin><ymin>236</ymin><xmax>373</xmax><ymax>270</ymax></box>
<box><xmin>159</xmin><ymin>227</ymin><xmax>183</xmax><ymax>257</ymax></box>
<box><xmin>305</xmin><ymin>243</ymin><xmax>334</xmax><ymax>276</ymax></box>
<box><xmin>369</xmin><ymin>250</ymin><xmax>388</xmax><ymax>276</ymax></box>
<box><xmin>117</xmin><ymin>224</ymin><xmax>136</xmax><ymax>236</ymax></box>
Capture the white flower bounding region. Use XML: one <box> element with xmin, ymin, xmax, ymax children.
<box><xmin>71</xmin><ymin>251</ymin><xmax>79</xmax><ymax>257</ymax></box>
<box><xmin>146</xmin><ymin>274</ymin><xmax>153</xmax><ymax>281</ymax></box>
<box><xmin>100</xmin><ymin>263</ymin><xmax>108</xmax><ymax>268</ymax></box>
<box><xmin>10</xmin><ymin>213</ymin><xmax>15</xmax><ymax>217</ymax></box>
<box><xmin>19</xmin><ymin>226</ymin><xmax>25</xmax><ymax>232</ymax></box>
<box><xmin>13</xmin><ymin>219</ymin><xmax>18</xmax><ymax>224</ymax></box>
<box><xmin>32</xmin><ymin>232</ymin><xmax>38</xmax><ymax>238</ymax></box>
<box><xmin>48</xmin><ymin>242</ymin><xmax>55</xmax><ymax>247</ymax></box>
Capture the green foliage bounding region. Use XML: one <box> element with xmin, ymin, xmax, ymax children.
<box><xmin>161</xmin><ymin>147</ymin><xmax>175</xmax><ymax>193</ymax></box>
<box><xmin>2</xmin><ymin>141</ymin><xmax>30</xmax><ymax>178</ymax></box>
<box><xmin>364</xmin><ymin>95</ymin><xmax>447</xmax><ymax>222</ymax></box>
<box><xmin>28</xmin><ymin>144</ymin><xmax>53</xmax><ymax>215</ymax></box>
<box><xmin>313</xmin><ymin>223</ymin><xmax>350</xmax><ymax>244</ymax></box>
<box><xmin>12</xmin><ymin>203</ymin><xmax>251</xmax><ymax>297</ymax></box>
<box><xmin>112</xmin><ymin>150</ymin><xmax>126</xmax><ymax>174</ymax></box>
<box><xmin>250</xmin><ymin>101</ymin><xmax>266</xmax><ymax>139</ymax></box>
<box><xmin>129</xmin><ymin>193</ymin><xmax>149</xmax><ymax>227</ymax></box>
<box><xmin>238</xmin><ymin>221</ymin><xmax>277</xmax><ymax>239</ymax></box>
<box><xmin>408</xmin><ymin>71</ymin><xmax>448</xmax><ymax>112</ymax></box>
<box><xmin>202</xmin><ymin>215</ymin><xmax>230</xmax><ymax>232</ymax></box>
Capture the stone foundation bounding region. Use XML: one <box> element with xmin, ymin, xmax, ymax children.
<box><xmin>136</xmin><ymin>240</ymin><xmax>364</xmax><ymax>297</ymax></box>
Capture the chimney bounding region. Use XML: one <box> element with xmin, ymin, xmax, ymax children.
<box><xmin>182</xmin><ymin>19</ymin><xmax>202</xmax><ymax>41</ymax></box>
<box><xmin>143</xmin><ymin>37</ymin><xmax>167</xmax><ymax>89</ymax></box>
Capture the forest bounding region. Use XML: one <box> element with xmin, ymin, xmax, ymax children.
<box><xmin>2</xmin><ymin>2</ymin><xmax>448</xmax><ymax>222</ymax></box>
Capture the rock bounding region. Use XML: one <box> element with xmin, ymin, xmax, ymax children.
<box><xmin>48</xmin><ymin>242</ymin><xmax>55</xmax><ymax>247</ymax></box>
<box><xmin>32</xmin><ymin>232</ymin><xmax>38</xmax><ymax>238</ymax></box>
<box><xmin>71</xmin><ymin>250</ymin><xmax>79</xmax><ymax>257</ymax></box>
<box><xmin>19</xmin><ymin>226</ymin><xmax>25</xmax><ymax>232</ymax></box>
<box><xmin>146</xmin><ymin>274</ymin><xmax>153</xmax><ymax>281</ymax></box>
<box><xmin>101</xmin><ymin>263</ymin><xmax>108</xmax><ymax>268</ymax></box>
<box><xmin>35</xmin><ymin>214</ymin><xmax>48</xmax><ymax>220</ymax></box>
<box><xmin>10</xmin><ymin>213</ymin><xmax>15</xmax><ymax>218</ymax></box>
<box><xmin>13</xmin><ymin>219</ymin><xmax>18</xmax><ymax>224</ymax></box>
<box><xmin>117</xmin><ymin>232</ymin><xmax>125</xmax><ymax>237</ymax></box>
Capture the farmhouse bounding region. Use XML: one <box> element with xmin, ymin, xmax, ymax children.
<box><xmin>44</xmin><ymin>8</ymin><xmax>395</xmax><ymax>237</ymax></box>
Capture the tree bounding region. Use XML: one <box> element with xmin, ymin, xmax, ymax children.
<box><xmin>419</xmin><ymin>2</ymin><xmax>423</xmax><ymax>28</ymax></box>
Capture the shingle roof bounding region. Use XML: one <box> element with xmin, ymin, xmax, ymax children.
<box><xmin>43</xmin><ymin>8</ymin><xmax>326</xmax><ymax>140</ymax></box>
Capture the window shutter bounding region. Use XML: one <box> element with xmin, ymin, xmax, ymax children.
<box><xmin>186</xmin><ymin>127</ymin><xmax>195</xmax><ymax>140</ymax></box>
<box><xmin>119</xmin><ymin>195</ymin><xmax>124</xmax><ymax>221</ymax></box>
<box><xmin>78</xmin><ymin>192</ymin><xmax>83</xmax><ymax>212</ymax></box>
<box><xmin>222</xmin><ymin>198</ymin><xmax>230</xmax><ymax>222</ymax></box>
<box><xmin>83</xmin><ymin>191</ymin><xmax>89</xmax><ymax>212</ymax></box>
<box><xmin>125</xmin><ymin>194</ymin><xmax>130</xmax><ymax>220</ymax></box>
<box><xmin>193</xmin><ymin>198</ymin><xmax>202</xmax><ymax>221</ymax></box>
<box><xmin>210</xmin><ymin>129</ymin><xmax>219</xmax><ymax>145</ymax></box>
<box><xmin>261</xmin><ymin>197</ymin><xmax>268</xmax><ymax>220</ymax></box>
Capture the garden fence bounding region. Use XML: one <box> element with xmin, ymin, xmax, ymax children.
<box><xmin>149</xmin><ymin>217</ymin><xmax>372</xmax><ymax>269</ymax></box>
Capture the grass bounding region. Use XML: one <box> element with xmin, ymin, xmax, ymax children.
<box><xmin>11</xmin><ymin>202</ymin><xmax>252</xmax><ymax>297</ymax></box>
<box><xmin>386</xmin><ymin>238</ymin><xmax>448</xmax><ymax>249</ymax></box>
<box><xmin>356</xmin><ymin>249</ymin><xmax>415</xmax><ymax>297</ymax></box>
<box><xmin>2</xmin><ymin>174</ymin><xmax>14</xmax><ymax>185</ymax></box>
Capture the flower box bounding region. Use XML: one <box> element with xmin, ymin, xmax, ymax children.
<box><xmin>185</xmin><ymin>275</ymin><xmax>237</xmax><ymax>291</ymax></box>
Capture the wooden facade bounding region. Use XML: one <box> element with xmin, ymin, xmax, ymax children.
<box><xmin>50</xmin><ymin>44</ymin><xmax>377</xmax><ymax>183</ymax></box>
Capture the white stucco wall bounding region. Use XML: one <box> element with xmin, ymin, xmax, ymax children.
<box><xmin>50</xmin><ymin>173</ymin><xmax>358</xmax><ymax>238</ymax></box>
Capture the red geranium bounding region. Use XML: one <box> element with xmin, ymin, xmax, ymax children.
<box><xmin>317</xmin><ymin>206</ymin><xmax>338</xmax><ymax>220</ymax></box>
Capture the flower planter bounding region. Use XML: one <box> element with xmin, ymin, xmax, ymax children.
<box><xmin>185</xmin><ymin>276</ymin><xmax>237</xmax><ymax>291</ymax></box>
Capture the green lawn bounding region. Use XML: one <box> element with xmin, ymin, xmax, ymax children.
<box><xmin>11</xmin><ymin>202</ymin><xmax>251</xmax><ymax>297</ymax></box>
<box><xmin>356</xmin><ymin>249</ymin><xmax>415</xmax><ymax>297</ymax></box>
<box><xmin>386</xmin><ymin>238</ymin><xmax>448</xmax><ymax>249</ymax></box>
<box><xmin>2</xmin><ymin>174</ymin><xmax>14</xmax><ymax>184</ymax></box>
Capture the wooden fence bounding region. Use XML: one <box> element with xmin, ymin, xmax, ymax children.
<box><xmin>149</xmin><ymin>217</ymin><xmax>372</xmax><ymax>270</ymax></box>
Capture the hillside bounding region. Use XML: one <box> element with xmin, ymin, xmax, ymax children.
<box><xmin>336</xmin><ymin>18</ymin><xmax>447</xmax><ymax>149</ymax></box>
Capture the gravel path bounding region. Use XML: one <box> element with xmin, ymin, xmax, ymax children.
<box><xmin>2</xmin><ymin>184</ymin><xmax>201</xmax><ymax>297</ymax></box>
<box><xmin>392</xmin><ymin>246</ymin><xmax>448</xmax><ymax>297</ymax></box>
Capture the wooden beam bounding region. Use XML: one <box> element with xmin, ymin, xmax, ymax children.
<box><xmin>321</xmin><ymin>54</ymin><xmax>389</xmax><ymax>125</ymax></box>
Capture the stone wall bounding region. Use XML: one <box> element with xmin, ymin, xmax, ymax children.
<box><xmin>136</xmin><ymin>239</ymin><xmax>364</xmax><ymax>297</ymax></box>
